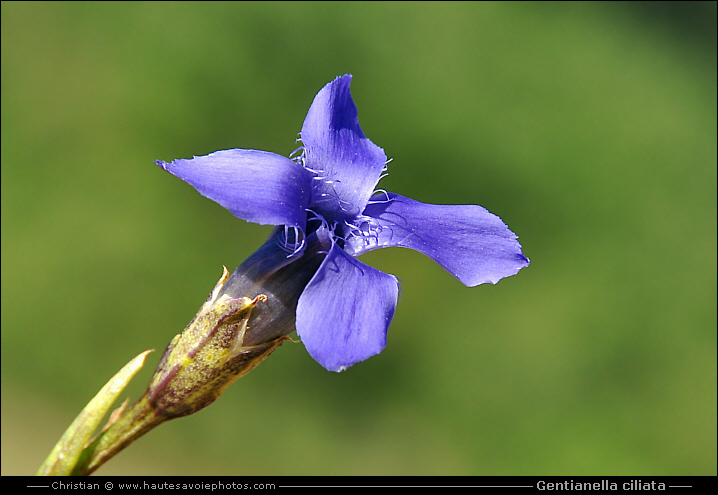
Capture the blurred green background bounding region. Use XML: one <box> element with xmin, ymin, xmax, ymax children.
<box><xmin>2</xmin><ymin>1</ymin><xmax>715</xmax><ymax>476</ymax></box>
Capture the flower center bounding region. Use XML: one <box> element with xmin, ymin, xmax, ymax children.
<box><xmin>342</xmin><ymin>214</ymin><xmax>383</xmax><ymax>252</ymax></box>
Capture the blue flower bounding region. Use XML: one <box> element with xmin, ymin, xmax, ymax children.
<box><xmin>157</xmin><ymin>75</ymin><xmax>529</xmax><ymax>372</ymax></box>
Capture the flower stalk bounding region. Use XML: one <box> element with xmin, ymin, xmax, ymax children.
<box><xmin>69</xmin><ymin>389</ymin><xmax>166</xmax><ymax>476</ymax></box>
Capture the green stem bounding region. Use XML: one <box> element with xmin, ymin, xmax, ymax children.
<box><xmin>37</xmin><ymin>350</ymin><xmax>153</xmax><ymax>476</ymax></box>
<box><xmin>71</xmin><ymin>392</ymin><xmax>168</xmax><ymax>476</ymax></box>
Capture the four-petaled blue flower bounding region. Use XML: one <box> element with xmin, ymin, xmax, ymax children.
<box><xmin>157</xmin><ymin>75</ymin><xmax>529</xmax><ymax>372</ymax></box>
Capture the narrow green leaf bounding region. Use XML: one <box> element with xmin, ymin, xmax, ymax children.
<box><xmin>36</xmin><ymin>350</ymin><xmax>152</xmax><ymax>476</ymax></box>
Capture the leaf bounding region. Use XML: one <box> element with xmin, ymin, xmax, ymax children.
<box><xmin>36</xmin><ymin>350</ymin><xmax>152</xmax><ymax>476</ymax></box>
